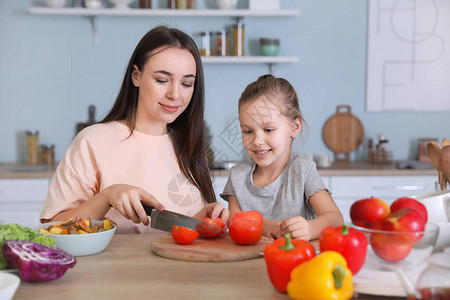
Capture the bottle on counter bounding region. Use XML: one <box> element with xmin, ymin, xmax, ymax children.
<box><xmin>26</xmin><ymin>130</ymin><xmax>39</xmax><ymax>165</ymax></box>
<box><xmin>232</xmin><ymin>21</ymin><xmax>244</xmax><ymax>56</ymax></box>
<box><xmin>41</xmin><ymin>144</ymin><xmax>55</xmax><ymax>165</ymax></box>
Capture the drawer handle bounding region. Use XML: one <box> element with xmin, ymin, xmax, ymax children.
<box><xmin>372</xmin><ymin>185</ymin><xmax>426</xmax><ymax>191</ymax></box>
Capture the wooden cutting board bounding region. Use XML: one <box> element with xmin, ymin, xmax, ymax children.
<box><xmin>76</xmin><ymin>105</ymin><xmax>96</xmax><ymax>135</ymax></box>
<box><xmin>151</xmin><ymin>234</ymin><xmax>272</xmax><ymax>262</ymax></box>
<box><xmin>322</xmin><ymin>105</ymin><xmax>364</xmax><ymax>161</ymax></box>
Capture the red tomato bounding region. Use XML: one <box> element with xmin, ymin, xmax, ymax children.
<box><xmin>171</xmin><ymin>225</ymin><xmax>199</xmax><ymax>245</ymax></box>
<box><xmin>232</xmin><ymin>211</ymin><xmax>264</xmax><ymax>224</ymax></box>
<box><xmin>201</xmin><ymin>218</ymin><xmax>224</xmax><ymax>239</ymax></box>
<box><xmin>229</xmin><ymin>211</ymin><xmax>263</xmax><ymax>245</ymax></box>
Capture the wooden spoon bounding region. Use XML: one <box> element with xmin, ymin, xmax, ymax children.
<box><xmin>427</xmin><ymin>141</ymin><xmax>444</xmax><ymax>190</ymax></box>
<box><xmin>442</xmin><ymin>138</ymin><xmax>450</xmax><ymax>147</ymax></box>
<box><xmin>440</xmin><ymin>145</ymin><xmax>450</xmax><ymax>190</ymax></box>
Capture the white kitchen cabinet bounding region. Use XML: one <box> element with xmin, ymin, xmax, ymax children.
<box><xmin>329</xmin><ymin>175</ymin><xmax>436</xmax><ymax>223</ymax></box>
<box><xmin>0</xmin><ymin>178</ymin><xmax>50</xmax><ymax>228</ymax></box>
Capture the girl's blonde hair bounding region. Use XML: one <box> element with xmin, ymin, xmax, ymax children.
<box><xmin>238</xmin><ymin>74</ymin><xmax>305</xmax><ymax>124</ymax></box>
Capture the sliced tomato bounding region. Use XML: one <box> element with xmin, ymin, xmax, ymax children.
<box><xmin>201</xmin><ymin>218</ymin><xmax>224</xmax><ymax>239</ymax></box>
<box><xmin>171</xmin><ymin>225</ymin><xmax>199</xmax><ymax>245</ymax></box>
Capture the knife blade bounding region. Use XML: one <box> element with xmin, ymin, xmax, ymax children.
<box><xmin>143</xmin><ymin>205</ymin><xmax>222</xmax><ymax>238</ymax></box>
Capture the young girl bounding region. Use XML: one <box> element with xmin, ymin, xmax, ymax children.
<box><xmin>221</xmin><ymin>74</ymin><xmax>343</xmax><ymax>241</ymax></box>
<box><xmin>40</xmin><ymin>26</ymin><xmax>228</xmax><ymax>233</ymax></box>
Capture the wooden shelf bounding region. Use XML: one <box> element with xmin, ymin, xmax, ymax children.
<box><xmin>201</xmin><ymin>56</ymin><xmax>299</xmax><ymax>63</ymax></box>
<box><xmin>29</xmin><ymin>7</ymin><xmax>299</xmax><ymax>17</ymax></box>
<box><xmin>28</xmin><ymin>6</ymin><xmax>300</xmax><ymax>73</ymax></box>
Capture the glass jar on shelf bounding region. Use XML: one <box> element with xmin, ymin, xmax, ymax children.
<box><xmin>215</xmin><ymin>30</ymin><xmax>229</xmax><ymax>56</ymax></box>
<box><xmin>41</xmin><ymin>144</ymin><xmax>55</xmax><ymax>165</ymax></box>
<box><xmin>26</xmin><ymin>130</ymin><xmax>39</xmax><ymax>165</ymax></box>
<box><xmin>200</xmin><ymin>31</ymin><xmax>212</xmax><ymax>56</ymax></box>
<box><xmin>232</xmin><ymin>21</ymin><xmax>244</xmax><ymax>56</ymax></box>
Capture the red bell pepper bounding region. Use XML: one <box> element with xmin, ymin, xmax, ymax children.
<box><xmin>319</xmin><ymin>224</ymin><xmax>368</xmax><ymax>274</ymax></box>
<box><xmin>263</xmin><ymin>233</ymin><xmax>316</xmax><ymax>293</ymax></box>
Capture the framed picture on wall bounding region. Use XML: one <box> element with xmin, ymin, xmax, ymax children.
<box><xmin>366</xmin><ymin>0</ymin><xmax>450</xmax><ymax>111</ymax></box>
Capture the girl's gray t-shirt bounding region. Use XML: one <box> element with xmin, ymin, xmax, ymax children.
<box><xmin>220</xmin><ymin>155</ymin><xmax>328</xmax><ymax>220</ymax></box>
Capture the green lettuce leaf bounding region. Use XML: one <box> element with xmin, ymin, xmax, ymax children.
<box><xmin>0</xmin><ymin>224</ymin><xmax>55</xmax><ymax>270</ymax></box>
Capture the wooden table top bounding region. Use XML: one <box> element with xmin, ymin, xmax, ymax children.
<box><xmin>12</xmin><ymin>234</ymin><xmax>399</xmax><ymax>300</ymax></box>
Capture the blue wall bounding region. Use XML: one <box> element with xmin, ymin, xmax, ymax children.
<box><xmin>1</xmin><ymin>0</ymin><xmax>448</xmax><ymax>164</ymax></box>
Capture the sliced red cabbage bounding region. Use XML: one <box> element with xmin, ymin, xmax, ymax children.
<box><xmin>1</xmin><ymin>240</ymin><xmax>77</xmax><ymax>282</ymax></box>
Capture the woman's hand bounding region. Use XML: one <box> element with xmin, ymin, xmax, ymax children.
<box><xmin>263</xmin><ymin>219</ymin><xmax>284</xmax><ymax>240</ymax></box>
<box><xmin>105</xmin><ymin>184</ymin><xmax>164</xmax><ymax>226</ymax></box>
<box><xmin>278</xmin><ymin>216</ymin><xmax>312</xmax><ymax>241</ymax></box>
<box><xmin>194</xmin><ymin>202</ymin><xmax>230</xmax><ymax>233</ymax></box>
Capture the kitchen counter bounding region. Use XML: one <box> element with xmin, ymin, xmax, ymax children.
<box><xmin>12</xmin><ymin>234</ymin><xmax>395</xmax><ymax>300</ymax></box>
<box><xmin>215</xmin><ymin>160</ymin><xmax>437</xmax><ymax>177</ymax></box>
<box><xmin>0</xmin><ymin>163</ymin><xmax>56</xmax><ymax>179</ymax></box>
<box><xmin>0</xmin><ymin>161</ymin><xmax>436</xmax><ymax>179</ymax></box>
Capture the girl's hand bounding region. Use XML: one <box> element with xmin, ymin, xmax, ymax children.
<box><xmin>278</xmin><ymin>216</ymin><xmax>312</xmax><ymax>241</ymax></box>
<box><xmin>263</xmin><ymin>219</ymin><xmax>284</xmax><ymax>240</ymax></box>
<box><xmin>105</xmin><ymin>184</ymin><xmax>164</xmax><ymax>226</ymax></box>
<box><xmin>194</xmin><ymin>202</ymin><xmax>229</xmax><ymax>233</ymax></box>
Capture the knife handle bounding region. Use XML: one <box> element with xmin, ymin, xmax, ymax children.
<box><xmin>142</xmin><ymin>205</ymin><xmax>154</xmax><ymax>216</ymax></box>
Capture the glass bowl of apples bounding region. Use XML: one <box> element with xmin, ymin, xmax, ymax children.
<box><xmin>349</xmin><ymin>196</ymin><xmax>439</xmax><ymax>270</ymax></box>
<box><xmin>352</xmin><ymin>222</ymin><xmax>439</xmax><ymax>270</ymax></box>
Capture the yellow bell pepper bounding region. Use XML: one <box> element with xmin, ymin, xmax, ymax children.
<box><xmin>287</xmin><ymin>251</ymin><xmax>353</xmax><ymax>300</ymax></box>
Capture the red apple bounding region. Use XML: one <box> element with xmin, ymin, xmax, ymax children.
<box><xmin>370</xmin><ymin>233</ymin><xmax>413</xmax><ymax>262</ymax></box>
<box><xmin>350</xmin><ymin>197</ymin><xmax>390</xmax><ymax>229</ymax></box>
<box><xmin>390</xmin><ymin>197</ymin><xmax>428</xmax><ymax>223</ymax></box>
<box><xmin>382</xmin><ymin>208</ymin><xmax>425</xmax><ymax>244</ymax></box>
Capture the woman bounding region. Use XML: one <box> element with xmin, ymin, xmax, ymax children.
<box><xmin>41</xmin><ymin>26</ymin><xmax>229</xmax><ymax>233</ymax></box>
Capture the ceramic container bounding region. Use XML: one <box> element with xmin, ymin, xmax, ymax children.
<box><xmin>44</xmin><ymin>0</ymin><xmax>67</xmax><ymax>7</ymax></box>
<box><xmin>260</xmin><ymin>38</ymin><xmax>280</xmax><ymax>56</ymax></box>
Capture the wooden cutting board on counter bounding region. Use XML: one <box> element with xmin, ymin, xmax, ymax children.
<box><xmin>322</xmin><ymin>105</ymin><xmax>364</xmax><ymax>161</ymax></box>
<box><xmin>151</xmin><ymin>234</ymin><xmax>271</xmax><ymax>262</ymax></box>
<box><xmin>76</xmin><ymin>105</ymin><xmax>96</xmax><ymax>135</ymax></box>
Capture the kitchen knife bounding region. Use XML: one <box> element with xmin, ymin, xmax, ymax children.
<box><xmin>143</xmin><ymin>205</ymin><xmax>222</xmax><ymax>238</ymax></box>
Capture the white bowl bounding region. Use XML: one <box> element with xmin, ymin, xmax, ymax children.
<box><xmin>44</xmin><ymin>0</ymin><xmax>67</xmax><ymax>7</ymax></box>
<box><xmin>37</xmin><ymin>220</ymin><xmax>116</xmax><ymax>256</ymax></box>
<box><xmin>84</xmin><ymin>0</ymin><xmax>102</xmax><ymax>9</ymax></box>
<box><xmin>215</xmin><ymin>0</ymin><xmax>238</xmax><ymax>9</ymax></box>
<box><xmin>108</xmin><ymin>0</ymin><xmax>134</xmax><ymax>9</ymax></box>
<box><xmin>411</xmin><ymin>190</ymin><xmax>450</xmax><ymax>223</ymax></box>
<box><xmin>0</xmin><ymin>273</ymin><xmax>20</xmax><ymax>300</ymax></box>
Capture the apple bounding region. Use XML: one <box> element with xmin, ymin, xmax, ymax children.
<box><xmin>390</xmin><ymin>197</ymin><xmax>428</xmax><ymax>223</ymax></box>
<box><xmin>370</xmin><ymin>233</ymin><xmax>413</xmax><ymax>262</ymax></box>
<box><xmin>350</xmin><ymin>197</ymin><xmax>390</xmax><ymax>229</ymax></box>
<box><xmin>382</xmin><ymin>208</ymin><xmax>425</xmax><ymax>244</ymax></box>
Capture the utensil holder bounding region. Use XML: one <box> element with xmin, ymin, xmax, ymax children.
<box><xmin>368</xmin><ymin>150</ymin><xmax>392</xmax><ymax>164</ymax></box>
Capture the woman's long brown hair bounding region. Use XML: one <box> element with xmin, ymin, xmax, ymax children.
<box><xmin>101</xmin><ymin>25</ymin><xmax>216</xmax><ymax>204</ymax></box>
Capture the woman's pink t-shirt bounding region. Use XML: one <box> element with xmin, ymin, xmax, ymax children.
<box><xmin>41</xmin><ymin>121</ymin><xmax>207</xmax><ymax>233</ymax></box>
